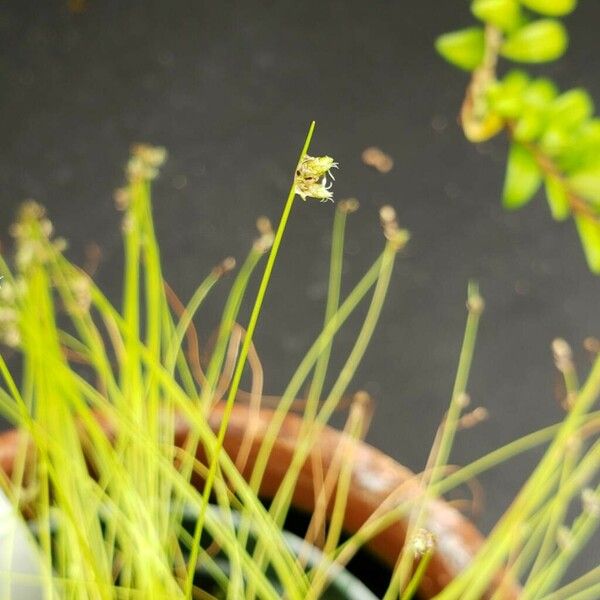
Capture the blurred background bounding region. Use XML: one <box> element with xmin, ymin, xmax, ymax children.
<box><xmin>1</xmin><ymin>0</ymin><xmax>600</xmax><ymax>561</ymax></box>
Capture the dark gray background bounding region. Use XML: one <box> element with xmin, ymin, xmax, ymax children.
<box><xmin>2</xmin><ymin>0</ymin><xmax>599</xmax><ymax>566</ymax></box>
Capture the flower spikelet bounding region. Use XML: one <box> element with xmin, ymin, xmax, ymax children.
<box><xmin>126</xmin><ymin>144</ymin><xmax>167</xmax><ymax>183</ymax></box>
<box><xmin>10</xmin><ymin>201</ymin><xmax>66</xmax><ymax>272</ymax></box>
<box><xmin>294</xmin><ymin>155</ymin><xmax>338</xmax><ymax>202</ymax></box>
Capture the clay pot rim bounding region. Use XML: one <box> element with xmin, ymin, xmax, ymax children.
<box><xmin>0</xmin><ymin>403</ymin><xmax>520</xmax><ymax>599</ymax></box>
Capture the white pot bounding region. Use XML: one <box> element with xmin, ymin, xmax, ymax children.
<box><xmin>0</xmin><ymin>489</ymin><xmax>44</xmax><ymax>599</ymax></box>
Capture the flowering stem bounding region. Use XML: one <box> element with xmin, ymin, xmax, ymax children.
<box><xmin>401</xmin><ymin>548</ymin><xmax>434</xmax><ymax>600</ymax></box>
<box><xmin>184</xmin><ymin>121</ymin><xmax>316</xmax><ymax>598</ymax></box>
<box><xmin>385</xmin><ymin>281</ymin><xmax>483</xmax><ymax>598</ymax></box>
<box><xmin>437</xmin><ymin>351</ymin><xmax>600</xmax><ymax>600</ymax></box>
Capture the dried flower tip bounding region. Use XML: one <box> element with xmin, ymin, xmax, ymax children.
<box><xmin>0</xmin><ymin>308</ymin><xmax>17</xmax><ymax>324</ymax></box>
<box><xmin>53</xmin><ymin>238</ymin><xmax>67</xmax><ymax>253</ymax></box>
<box><xmin>584</xmin><ymin>337</ymin><xmax>600</xmax><ymax>354</ymax></box>
<box><xmin>556</xmin><ymin>526</ymin><xmax>573</xmax><ymax>551</ymax></box>
<box><xmin>69</xmin><ymin>275</ymin><xmax>92</xmax><ymax>313</ymax></box>
<box><xmin>17</xmin><ymin>201</ymin><xmax>46</xmax><ymax>222</ymax></box>
<box><xmin>256</xmin><ymin>216</ymin><xmax>273</xmax><ymax>236</ymax></box>
<box><xmin>561</xmin><ymin>392</ymin><xmax>576</xmax><ymax>412</ymax></box>
<box><xmin>84</xmin><ymin>242</ymin><xmax>102</xmax><ymax>276</ymax></box>
<box><xmin>0</xmin><ymin>306</ymin><xmax>20</xmax><ymax>348</ymax></box>
<box><xmin>11</xmin><ymin>202</ymin><xmax>65</xmax><ymax>270</ymax></box>
<box><xmin>353</xmin><ymin>390</ymin><xmax>371</xmax><ymax>408</ymax></box>
<box><xmin>582</xmin><ymin>488</ymin><xmax>600</xmax><ymax>517</ymax></box>
<box><xmin>388</xmin><ymin>228</ymin><xmax>410</xmax><ymax>251</ymax></box>
<box><xmin>348</xmin><ymin>391</ymin><xmax>372</xmax><ymax>435</ymax></box>
<box><xmin>294</xmin><ymin>155</ymin><xmax>338</xmax><ymax>202</ymax></box>
<box><xmin>458</xmin><ymin>407</ymin><xmax>489</xmax><ymax>430</ymax></box>
<box><xmin>0</xmin><ymin>280</ymin><xmax>16</xmax><ymax>303</ymax></box>
<box><xmin>552</xmin><ymin>338</ymin><xmax>573</xmax><ymax>374</ymax></box>
<box><xmin>254</xmin><ymin>224</ymin><xmax>275</xmax><ymax>254</ymax></box>
<box><xmin>410</xmin><ymin>528</ymin><xmax>435</xmax><ymax>558</ymax></box>
<box><xmin>127</xmin><ymin>157</ymin><xmax>148</xmax><ymax>181</ymax></box>
<box><xmin>362</xmin><ymin>146</ymin><xmax>394</xmax><ymax>174</ymax></box>
<box><xmin>131</xmin><ymin>144</ymin><xmax>167</xmax><ymax>168</ymax></box>
<box><xmin>338</xmin><ymin>198</ymin><xmax>360</xmax><ymax>214</ymax></box>
<box><xmin>456</xmin><ymin>392</ymin><xmax>471</xmax><ymax>409</ymax></box>
<box><xmin>467</xmin><ymin>292</ymin><xmax>485</xmax><ymax>315</ymax></box>
<box><xmin>114</xmin><ymin>187</ymin><xmax>130</xmax><ymax>211</ymax></box>
<box><xmin>11</xmin><ymin>203</ymin><xmax>47</xmax><ymax>242</ymax></box>
<box><xmin>1</xmin><ymin>327</ymin><xmax>20</xmax><ymax>348</ymax></box>
<box><xmin>379</xmin><ymin>205</ymin><xmax>397</xmax><ymax>226</ymax></box>
<box><xmin>121</xmin><ymin>214</ymin><xmax>135</xmax><ymax>234</ymax></box>
<box><xmin>40</xmin><ymin>219</ymin><xmax>53</xmax><ymax>238</ymax></box>
<box><xmin>379</xmin><ymin>206</ymin><xmax>410</xmax><ymax>250</ymax></box>
<box><xmin>215</xmin><ymin>256</ymin><xmax>236</xmax><ymax>276</ymax></box>
<box><xmin>223</xmin><ymin>256</ymin><xmax>237</xmax><ymax>272</ymax></box>
<box><xmin>127</xmin><ymin>144</ymin><xmax>167</xmax><ymax>182</ymax></box>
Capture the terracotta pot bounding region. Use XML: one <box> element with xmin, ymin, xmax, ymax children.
<box><xmin>0</xmin><ymin>404</ymin><xmax>520</xmax><ymax>599</ymax></box>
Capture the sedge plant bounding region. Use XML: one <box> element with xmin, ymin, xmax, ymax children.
<box><xmin>0</xmin><ymin>114</ymin><xmax>598</xmax><ymax>600</ymax></box>
<box><xmin>0</xmin><ymin>124</ymin><xmax>416</xmax><ymax>599</ymax></box>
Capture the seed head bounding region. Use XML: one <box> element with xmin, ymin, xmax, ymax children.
<box><xmin>379</xmin><ymin>205</ymin><xmax>410</xmax><ymax>250</ymax></box>
<box><xmin>409</xmin><ymin>528</ymin><xmax>435</xmax><ymax>558</ymax></box>
<box><xmin>552</xmin><ymin>338</ymin><xmax>574</xmax><ymax>374</ymax></box>
<box><xmin>466</xmin><ymin>282</ymin><xmax>485</xmax><ymax>315</ymax></box>
<box><xmin>458</xmin><ymin>406</ymin><xmax>489</xmax><ymax>430</ymax></box>
<box><xmin>126</xmin><ymin>144</ymin><xmax>167</xmax><ymax>182</ymax></box>
<box><xmin>294</xmin><ymin>155</ymin><xmax>338</xmax><ymax>202</ymax></box>
<box><xmin>338</xmin><ymin>198</ymin><xmax>360</xmax><ymax>214</ymax></box>
<box><xmin>214</xmin><ymin>257</ymin><xmax>236</xmax><ymax>277</ymax></box>
<box><xmin>361</xmin><ymin>146</ymin><xmax>394</xmax><ymax>174</ymax></box>
<box><xmin>556</xmin><ymin>526</ymin><xmax>573</xmax><ymax>551</ymax></box>
<box><xmin>582</xmin><ymin>488</ymin><xmax>600</xmax><ymax>517</ymax></box>
<box><xmin>254</xmin><ymin>217</ymin><xmax>274</xmax><ymax>253</ymax></box>
<box><xmin>0</xmin><ymin>306</ymin><xmax>20</xmax><ymax>348</ymax></box>
<box><xmin>584</xmin><ymin>337</ymin><xmax>600</xmax><ymax>355</ymax></box>
<box><xmin>114</xmin><ymin>187</ymin><xmax>130</xmax><ymax>211</ymax></box>
<box><xmin>456</xmin><ymin>392</ymin><xmax>471</xmax><ymax>409</ymax></box>
<box><xmin>11</xmin><ymin>201</ymin><xmax>66</xmax><ymax>271</ymax></box>
<box><xmin>0</xmin><ymin>277</ymin><xmax>23</xmax><ymax>349</ymax></box>
<box><xmin>68</xmin><ymin>274</ymin><xmax>92</xmax><ymax>314</ymax></box>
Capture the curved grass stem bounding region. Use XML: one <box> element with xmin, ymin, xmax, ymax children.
<box><xmin>184</xmin><ymin>121</ymin><xmax>316</xmax><ymax>599</ymax></box>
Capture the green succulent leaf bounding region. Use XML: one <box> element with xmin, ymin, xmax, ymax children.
<box><xmin>472</xmin><ymin>0</ymin><xmax>522</xmax><ymax>31</ymax></box>
<box><xmin>487</xmin><ymin>70</ymin><xmax>530</xmax><ymax>117</ymax></box>
<box><xmin>501</xmin><ymin>19</ymin><xmax>568</xmax><ymax>63</ymax></box>
<box><xmin>435</xmin><ymin>27</ymin><xmax>486</xmax><ymax>71</ymax></box>
<box><xmin>523</xmin><ymin>78</ymin><xmax>558</xmax><ymax>108</ymax></box>
<box><xmin>550</xmin><ymin>89</ymin><xmax>594</xmax><ymax>128</ymax></box>
<box><xmin>514</xmin><ymin>110</ymin><xmax>544</xmax><ymax>142</ymax></box>
<box><xmin>575</xmin><ymin>214</ymin><xmax>600</xmax><ymax>273</ymax></box>
<box><xmin>540</xmin><ymin>124</ymin><xmax>570</xmax><ymax>157</ymax></box>
<box><xmin>580</xmin><ymin>119</ymin><xmax>600</xmax><ymax>147</ymax></box>
<box><xmin>503</xmin><ymin>143</ymin><xmax>542</xmax><ymax>209</ymax></box>
<box><xmin>519</xmin><ymin>0</ymin><xmax>577</xmax><ymax>17</ymax></box>
<box><xmin>544</xmin><ymin>175</ymin><xmax>570</xmax><ymax>221</ymax></box>
<box><xmin>568</xmin><ymin>164</ymin><xmax>600</xmax><ymax>204</ymax></box>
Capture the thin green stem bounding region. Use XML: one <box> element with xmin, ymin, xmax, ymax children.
<box><xmin>401</xmin><ymin>548</ymin><xmax>433</xmax><ymax>600</ymax></box>
<box><xmin>306</xmin><ymin>202</ymin><xmax>349</xmax><ymax>413</ymax></box>
<box><xmin>184</xmin><ymin>121</ymin><xmax>316</xmax><ymax>599</ymax></box>
<box><xmin>385</xmin><ymin>282</ymin><xmax>483</xmax><ymax>599</ymax></box>
<box><xmin>438</xmin><ymin>352</ymin><xmax>600</xmax><ymax>600</ymax></box>
<box><xmin>248</xmin><ymin>239</ymin><xmax>400</xmax><ymax>593</ymax></box>
<box><xmin>541</xmin><ymin>565</ymin><xmax>600</xmax><ymax>600</ymax></box>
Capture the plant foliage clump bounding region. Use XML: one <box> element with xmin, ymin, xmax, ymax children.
<box><xmin>437</xmin><ymin>0</ymin><xmax>600</xmax><ymax>272</ymax></box>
